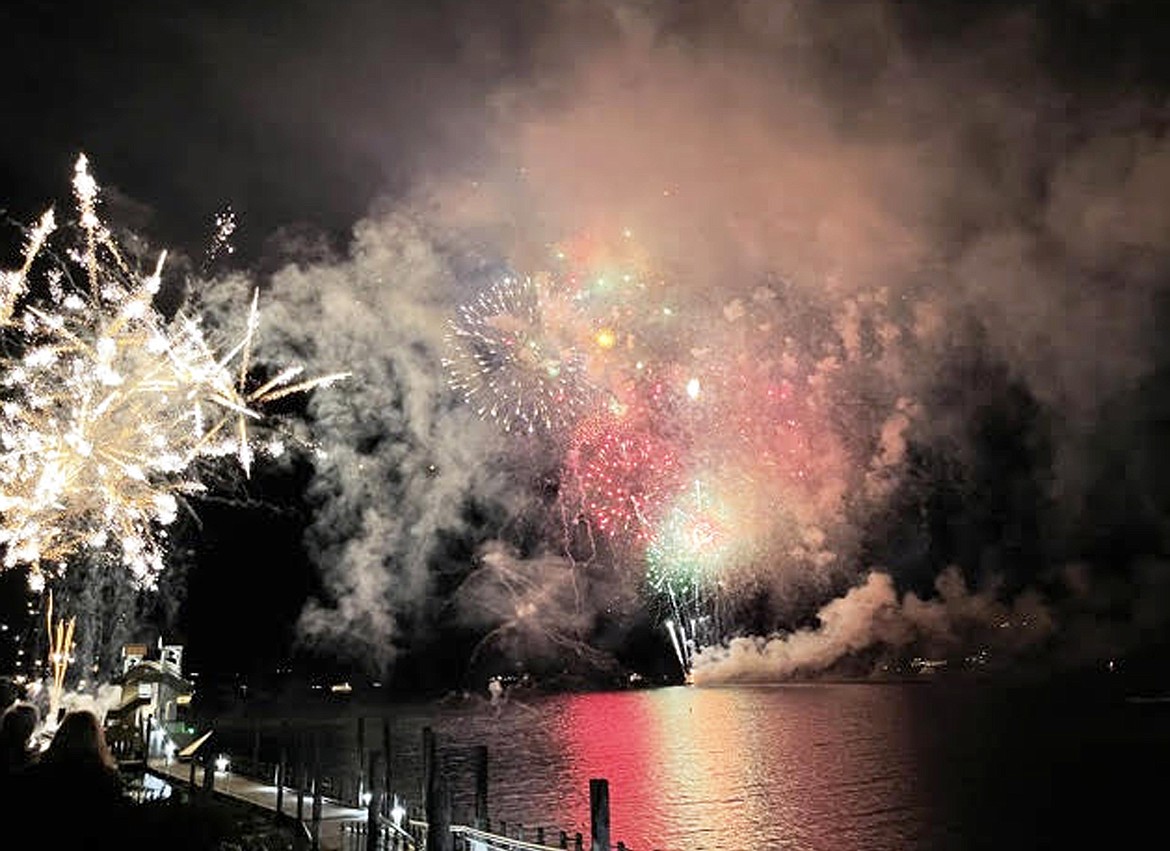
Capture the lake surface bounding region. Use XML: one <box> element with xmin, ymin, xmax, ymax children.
<box><xmin>208</xmin><ymin>679</ymin><xmax>1169</xmax><ymax>850</ymax></box>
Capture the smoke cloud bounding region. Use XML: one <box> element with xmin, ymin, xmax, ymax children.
<box><xmin>691</xmin><ymin>568</ymin><xmax>1056</xmax><ymax>683</ymax></box>
<box><xmin>183</xmin><ymin>0</ymin><xmax>1170</xmax><ymax>681</ymax></box>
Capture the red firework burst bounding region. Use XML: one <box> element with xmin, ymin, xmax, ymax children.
<box><xmin>565</xmin><ymin>413</ymin><xmax>684</xmax><ymax>544</ymax></box>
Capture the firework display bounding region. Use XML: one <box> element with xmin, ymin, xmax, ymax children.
<box><xmin>44</xmin><ymin>590</ymin><xmax>75</xmax><ymax>723</ymax></box>
<box><xmin>0</xmin><ymin>156</ymin><xmax>347</xmax><ymax>588</ymax></box>
<box><xmin>444</xmin><ymin>229</ymin><xmax>888</xmax><ymax>677</ymax></box>
<box><xmin>0</xmin><ymin>163</ymin><xmax>909</xmax><ymax>684</ymax></box>
<box><xmin>443</xmin><ymin>273</ymin><xmax>598</xmax><ymax>434</ymax></box>
<box><xmin>563</xmin><ymin>411</ymin><xmax>684</xmax><ymax>546</ymax></box>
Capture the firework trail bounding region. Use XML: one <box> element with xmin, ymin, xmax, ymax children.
<box><xmin>453</xmin><ymin>541</ymin><xmax>617</xmax><ymax>679</ymax></box>
<box><xmin>44</xmin><ymin>590</ymin><xmax>75</xmax><ymax>724</ymax></box>
<box><xmin>202</xmin><ymin>205</ymin><xmax>237</xmax><ymax>273</ymax></box>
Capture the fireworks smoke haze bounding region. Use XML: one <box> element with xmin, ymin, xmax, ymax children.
<box><xmin>4</xmin><ymin>0</ymin><xmax>1170</xmax><ymax>686</ymax></box>
<box><xmin>199</xmin><ymin>0</ymin><xmax>1170</xmax><ymax>681</ymax></box>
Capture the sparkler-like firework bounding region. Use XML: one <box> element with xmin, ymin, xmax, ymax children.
<box><xmin>45</xmin><ymin>590</ymin><xmax>75</xmax><ymax>724</ymax></box>
<box><xmin>0</xmin><ymin>155</ymin><xmax>348</xmax><ymax>588</ymax></box>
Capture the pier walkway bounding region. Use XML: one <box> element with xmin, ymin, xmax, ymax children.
<box><xmin>145</xmin><ymin>756</ymin><xmax>367</xmax><ymax>851</ymax></box>
<box><xmin>137</xmin><ymin>724</ymin><xmax>640</xmax><ymax>851</ymax></box>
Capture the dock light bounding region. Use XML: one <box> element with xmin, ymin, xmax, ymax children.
<box><xmin>215</xmin><ymin>754</ymin><xmax>230</xmax><ymax>773</ymax></box>
<box><xmin>361</xmin><ymin>791</ymin><xmax>372</xmax><ymax>806</ymax></box>
<box><xmin>164</xmin><ymin>741</ymin><xmax>176</xmax><ymax>763</ymax></box>
<box><xmin>391</xmin><ymin>798</ymin><xmax>406</xmax><ymax>827</ymax></box>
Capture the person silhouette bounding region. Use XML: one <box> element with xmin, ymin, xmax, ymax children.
<box><xmin>19</xmin><ymin>709</ymin><xmax>134</xmax><ymax>849</ymax></box>
<box><xmin>0</xmin><ymin>700</ymin><xmax>40</xmax><ymax>787</ymax></box>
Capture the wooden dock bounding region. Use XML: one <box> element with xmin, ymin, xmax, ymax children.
<box><xmin>145</xmin><ymin>756</ymin><xmax>367</xmax><ymax>851</ymax></box>
<box><xmin>145</xmin><ymin>722</ymin><xmax>648</xmax><ymax>851</ymax></box>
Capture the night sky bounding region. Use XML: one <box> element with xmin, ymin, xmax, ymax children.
<box><xmin>3</xmin><ymin>0</ymin><xmax>1170</xmax><ymax>699</ymax></box>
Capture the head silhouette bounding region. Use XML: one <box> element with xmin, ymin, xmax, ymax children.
<box><xmin>1</xmin><ymin>701</ymin><xmax>40</xmax><ymax>765</ymax></box>
<box><xmin>44</xmin><ymin>710</ymin><xmax>116</xmax><ymax>771</ymax></box>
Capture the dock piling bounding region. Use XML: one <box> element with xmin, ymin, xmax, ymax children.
<box><xmin>251</xmin><ymin>726</ymin><xmax>260</xmax><ymax>774</ymax></box>
<box><xmin>202</xmin><ymin>752</ymin><xmax>215</xmax><ymax>793</ymax></box>
<box><xmin>275</xmin><ymin>742</ymin><xmax>286</xmax><ymax>815</ymax></box>
<box><xmin>311</xmin><ymin>732</ymin><xmax>322</xmax><ymax>850</ymax></box>
<box><xmin>590</xmin><ymin>778</ymin><xmax>610</xmax><ymax>851</ymax></box>
<box><xmin>422</xmin><ymin>726</ymin><xmax>453</xmax><ymax>851</ymax></box>
<box><xmin>382</xmin><ymin>717</ymin><xmax>393</xmax><ymax>816</ymax></box>
<box><xmin>473</xmin><ymin>744</ymin><xmax>488</xmax><ymax>829</ymax></box>
<box><xmin>356</xmin><ymin>716</ymin><xmax>366</xmax><ymax>808</ymax></box>
<box><xmin>366</xmin><ymin>750</ymin><xmax>382</xmax><ymax>851</ymax></box>
<box><xmin>296</xmin><ymin>732</ymin><xmax>306</xmax><ymax>821</ymax></box>
<box><xmin>421</xmin><ymin>725</ymin><xmax>434</xmax><ymax>813</ymax></box>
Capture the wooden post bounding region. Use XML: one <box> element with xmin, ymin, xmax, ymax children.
<box><xmin>382</xmin><ymin>717</ymin><xmax>392</xmax><ymax>815</ymax></box>
<box><xmin>421</xmin><ymin>726</ymin><xmax>434</xmax><ymax>814</ymax></box>
<box><xmin>590</xmin><ymin>779</ymin><xmax>610</xmax><ymax>851</ymax></box>
<box><xmin>473</xmin><ymin>745</ymin><xmax>488</xmax><ymax>829</ymax></box>
<box><xmin>537</xmin><ymin>827</ymin><xmax>545</xmax><ymax>845</ymax></box>
<box><xmin>559</xmin><ymin>830</ymin><xmax>568</xmax><ymax>848</ymax></box>
<box><xmin>276</xmin><ymin>743</ymin><xmax>287</xmax><ymax>815</ymax></box>
<box><xmin>252</xmin><ymin>726</ymin><xmax>260</xmax><ymax>775</ymax></box>
<box><xmin>424</xmin><ymin>734</ymin><xmax>451</xmax><ymax>851</ymax></box>
<box><xmin>202</xmin><ymin>752</ymin><xmax>215</xmax><ymax>793</ymax></box>
<box><xmin>574</xmin><ymin>832</ymin><xmax>583</xmax><ymax>851</ymax></box>
<box><xmin>356</xmin><ymin>716</ymin><xmax>366</xmax><ymax>807</ymax></box>
<box><xmin>296</xmin><ymin>736</ymin><xmax>306</xmax><ymax>821</ymax></box>
<box><xmin>366</xmin><ymin>750</ymin><xmax>382</xmax><ymax>851</ymax></box>
<box><xmin>311</xmin><ymin>733</ymin><xmax>322</xmax><ymax>851</ymax></box>
<box><xmin>438</xmin><ymin>774</ymin><xmax>453</xmax><ymax>851</ymax></box>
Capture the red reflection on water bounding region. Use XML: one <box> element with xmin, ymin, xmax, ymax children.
<box><xmin>558</xmin><ymin>692</ymin><xmax>665</xmax><ymax>850</ymax></box>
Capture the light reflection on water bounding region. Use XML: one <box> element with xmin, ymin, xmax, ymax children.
<box><xmin>212</xmin><ymin>681</ymin><xmax>1166</xmax><ymax>851</ymax></box>
<box><xmin>355</xmin><ymin>684</ymin><xmax>928</xmax><ymax>850</ymax></box>
<box><xmin>451</xmin><ymin>685</ymin><xmax>929</xmax><ymax>851</ymax></box>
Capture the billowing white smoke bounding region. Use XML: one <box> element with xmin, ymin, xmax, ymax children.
<box><xmin>230</xmin><ymin>216</ymin><xmax>522</xmax><ymax>669</ymax></box>
<box><xmin>691</xmin><ymin>568</ymin><xmax>1055</xmax><ymax>684</ymax></box>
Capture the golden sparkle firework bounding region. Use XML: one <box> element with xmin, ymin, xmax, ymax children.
<box><xmin>0</xmin><ymin>155</ymin><xmax>348</xmax><ymax>586</ymax></box>
<box><xmin>45</xmin><ymin>591</ymin><xmax>75</xmax><ymax>723</ymax></box>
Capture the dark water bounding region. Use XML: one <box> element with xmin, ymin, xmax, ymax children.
<box><xmin>209</xmin><ymin>680</ymin><xmax>1170</xmax><ymax>850</ymax></box>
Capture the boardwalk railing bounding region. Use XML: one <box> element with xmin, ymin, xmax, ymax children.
<box><xmin>172</xmin><ymin>720</ymin><xmax>650</xmax><ymax>851</ymax></box>
<box><xmin>338</xmin><ymin>815</ymin><xmax>420</xmax><ymax>850</ymax></box>
<box><xmin>337</xmin><ymin>807</ymin><xmax>639</xmax><ymax>851</ymax></box>
<box><xmin>340</xmin><ymin>822</ymin><xmax>589</xmax><ymax>851</ymax></box>
<box><xmin>336</xmin><ymin>774</ymin><xmax>644</xmax><ymax>851</ymax></box>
